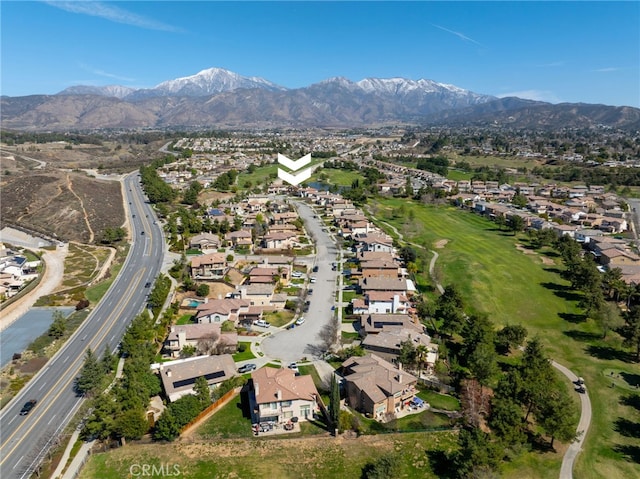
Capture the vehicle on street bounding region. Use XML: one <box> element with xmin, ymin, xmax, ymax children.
<box><xmin>144</xmin><ymin>282</ymin><xmax>151</xmax><ymax>288</ymax></box>
<box><xmin>295</xmin><ymin>317</ymin><xmax>305</xmax><ymax>326</ymax></box>
<box><xmin>307</xmin><ymin>289</ymin><xmax>313</xmax><ymax>295</ymax></box>
<box><xmin>20</xmin><ymin>399</ymin><xmax>37</xmax><ymax>416</ymax></box>
<box><xmin>310</xmin><ymin>277</ymin><xmax>316</xmax><ymax>283</ymax></box>
<box><xmin>312</xmin><ymin>265</ymin><xmax>319</xmax><ymax>272</ymax></box>
<box><xmin>141</xmin><ymin>231</ymin><xmax>145</xmax><ymax>235</ymax></box>
<box><xmin>238</xmin><ymin>363</ymin><xmax>257</xmax><ymax>373</ymax></box>
<box><xmin>254</xmin><ymin>319</ymin><xmax>270</xmax><ymax>328</ymax></box>
<box><xmin>288</xmin><ymin>362</ymin><xmax>299</xmax><ymax>373</ymax></box>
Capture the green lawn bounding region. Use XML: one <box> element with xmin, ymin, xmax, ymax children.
<box><xmin>263</xmin><ymin>310</ymin><xmax>293</xmax><ymax>327</ymax></box>
<box><xmin>195</xmin><ymin>396</ymin><xmax>253</xmax><ymax>439</ymax></box>
<box><xmin>232</xmin><ymin>342</ymin><xmax>256</xmax><ymax>362</ymax></box>
<box><xmin>176</xmin><ymin>313</ymin><xmax>194</xmax><ymax>325</ymax></box>
<box><xmin>373</xmin><ymin>197</ymin><xmax>640</xmax><ymax>479</ymax></box>
<box><xmin>417</xmin><ymin>390</ymin><xmax>461</xmax><ymax>411</ymax></box>
<box><xmin>236</xmin><ymin>163</ymin><xmax>278</xmax><ymax>189</ymax></box>
<box><xmin>312</xmin><ymin>168</ymin><xmax>363</xmax><ymax>187</ymax></box>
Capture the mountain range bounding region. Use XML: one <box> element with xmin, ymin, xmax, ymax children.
<box><xmin>2</xmin><ymin>67</ymin><xmax>639</xmax><ymax>131</ymax></box>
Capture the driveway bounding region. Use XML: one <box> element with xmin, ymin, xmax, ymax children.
<box><xmin>260</xmin><ymin>201</ymin><xmax>340</xmax><ymax>363</ymax></box>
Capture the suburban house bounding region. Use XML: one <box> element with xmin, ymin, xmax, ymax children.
<box><xmin>356</xmin><ymin>233</ymin><xmax>395</xmax><ymax>253</ymax></box>
<box><xmin>359</xmin><ymin>277</ymin><xmax>415</xmax><ymax>296</ymax></box>
<box><xmin>163</xmin><ymin>323</ymin><xmax>237</xmax><ymax>357</ymax></box>
<box><xmin>360</xmin><ymin>259</ymin><xmax>400</xmax><ymax>278</ymax></box>
<box><xmin>352</xmin><ymin>292</ymin><xmax>410</xmax><ymax>315</ymax></box>
<box><xmin>361</xmin><ymin>328</ymin><xmax>438</xmax><ymax>370</ymax></box>
<box><xmin>189</xmin><ymin>233</ymin><xmax>220</xmax><ymax>251</ymax></box>
<box><xmin>237</xmin><ymin>284</ymin><xmax>275</xmax><ymax>306</ymax></box>
<box><xmin>342</xmin><ymin>354</ymin><xmax>418</xmax><ymax>421</ymax></box>
<box><xmin>190</xmin><ymin>253</ymin><xmax>227</xmax><ymax>279</ymax></box>
<box><xmin>249</xmin><ymin>367</ymin><xmax>321</xmax><ymax>424</ymax></box>
<box><xmin>195</xmin><ymin>298</ymin><xmax>251</xmax><ymax>324</ymax></box>
<box><xmin>225</xmin><ymin>230</ymin><xmax>253</xmax><ymax>250</ymax></box>
<box><xmin>261</xmin><ymin>231</ymin><xmax>299</xmax><ymax>250</ymax></box>
<box><xmin>248</xmin><ymin>266</ymin><xmax>289</xmax><ymax>284</ymax></box>
<box><xmin>158</xmin><ymin>354</ymin><xmax>237</xmax><ymax>402</ymax></box>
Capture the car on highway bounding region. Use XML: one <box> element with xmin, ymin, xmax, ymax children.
<box><xmin>238</xmin><ymin>363</ymin><xmax>257</xmax><ymax>373</ymax></box>
<box><xmin>141</xmin><ymin>231</ymin><xmax>145</xmax><ymax>235</ymax></box>
<box><xmin>20</xmin><ymin>399</ymin><xmax>37</xmax><ymax>416</ymax></box>
<box><xmin>144</xmin><ymin>282</ymin><xmax>151</xmax><ymax>288</ymax></box>
<box><xmin>295</xmin><ymin>317</ymin><xmax>305</xmax><ymax>326</ymax></box>
<box><xmin>254</xmin><ymin>319</ymin><xmax>270</xmax><ymax>328</ymax></box>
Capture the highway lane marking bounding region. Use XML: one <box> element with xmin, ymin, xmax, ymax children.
<box><xmin>38</xmin><ymin>382</ymin><xmax>47</xmax><ymax>391</ymax></box>
<box><xmin>13</xmin><ymin>455</ymin><xmax>23</xmax><ymax>469</ymax></box>
<box><xmin>62</xmin><ymin>356</ymin><xmax>69</xmax><ymax>364</ymax></box>
<box><xmin>46</xmin><ymin>414</ymin><xmax>56</xmax><ymax>425</ymax></box>
<box><xmin>8</xmin><ymin>416</ymin><xmax>16</xmax><ymax>425</ymax></box>
<box><xmin>0</xmin><ymin>267</ymin><xmax>147</xmax><ymax>465</ymax></box>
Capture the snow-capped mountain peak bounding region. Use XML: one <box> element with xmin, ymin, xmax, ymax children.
<box><xmin>152</xmin><ymin>67</ymin><xmax>286</xmax><ymax>96</ymax></box>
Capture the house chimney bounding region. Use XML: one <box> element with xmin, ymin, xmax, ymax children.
<box><xmin>276</xmin><ymin>389</ymin><xmax>282</xmax><ymax>400</ymax></box>
<box><xmin>166</xmin><ymin>369</ymin><xmax>172</xmax><ymax>377</ymax></box>
<box><xmin>254</xmin><ymin>383</ymin><xmax>260</xmax><ymax>397</ymax></box>
<box><xmin>397</xmin><ymin>374</ymin><xmax>402</xmax><ymax>383</ymax></box>
<box><xmin>204</xmin><ymin>297</ymin><xmax>209</xmax><ymax>304</ymax></box>
<box><xmin>170</xmin><ymin>326</ymin><xmax>175</xmax><ymax>333</ymax></box>
<box><xmin>398</xmin><ymin>363</ymin><xmax>403</xmax><ymax>371</ymax></box>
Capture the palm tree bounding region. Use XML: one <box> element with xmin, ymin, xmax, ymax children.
<box><xmin>415</xmin><ymin>345</ymin><xmax>430</xmax><ymax>378</ymax></box>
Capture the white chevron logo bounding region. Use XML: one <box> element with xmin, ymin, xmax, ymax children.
<box><xmin>277</xmin><ymin>153</ymin><xmax>313</xmax><ymax>186</ymax></box>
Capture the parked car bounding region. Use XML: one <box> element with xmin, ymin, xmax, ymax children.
<box><xmin>312</xmin><ymin>265</ymin><xmax>319</xmax><ymax>272</ymax></box>
<box><xmin>307</xmin><ymin>289</ymin><xmax>313</xmax><ymax>295</ymax></box>
<box><xmin>295</xmin><ymin>317</ymin><xmax>305</xmax><ymax>326</ymax></box>
<box><xmin>254</xmin><ymin>319</ymin><xmax>270</xmax><ymax>328</ymax></box>
<box><xmin>20</xmin><ymin>399</ymin><xmax>37</xmax><ymax>416</ymax></box>
<box><xmin>288</xmin><ymin>362</ymin><xmax>299</xmax><ymax>373</ymax></box>
<box><xmin>310</xmin><ymin>277</ymin><xmax>317</xmax><ymax>283</ymax></box>
<box><xmin>238</xmin><ymin>363</ymin><xmax>257</xmax><ymax>373</ymax></box>
<box><xmin>292</xmin><ymin>271</ymin><xmax>303</xmax><ymax>278</ymax></box>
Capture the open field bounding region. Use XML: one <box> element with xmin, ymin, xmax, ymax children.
<box><xmin>79</xmin><ymin>430</ymin><xmax>459</xmax><ymax>479</ymax></box>
<box><xmin>374</xmin><ymin>197</ymin><xmax>640</xmax><ymax>479</ymax></box>
<box><xmin>313</xmin><ymin>168</ymin><xmax>363</xmax><ymax>187</ymax></box>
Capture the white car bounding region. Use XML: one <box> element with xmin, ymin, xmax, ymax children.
<box><xmin>288</xmin><ymin>362</ymin><xmax>299</xmax><ymax>373</ymax></box>
<box><xmin>310</xmin><ymin>277</ymin><xmax>317</xmax><ymax>283</ymax></box>
<box><xmin>295</xmin><ymin>317</ymin><xmax>305</xmax><ymax>326</ymax></box>
<box><xmin>254</xmin><ymin>319</ymin><xmax>271</xmax><ymax>328</ymax></box>
<box><xmin>291</xmin><ymin>271</ymin><xmax>303</xmax><ymax>278</ymax></box>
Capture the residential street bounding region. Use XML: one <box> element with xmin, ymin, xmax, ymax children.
<box><xmin>260</xmin><ymin>201</ymin><xmax>340</xmax><ymax>363</ymax></box>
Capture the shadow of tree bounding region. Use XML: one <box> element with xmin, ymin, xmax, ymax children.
<box><xmin>426</xmin><ymin>449</ymin><xmax>454</xmax><ymax>478</ymax></box>
<box><xmin>621</xmin><ymin>372</ymin><xmax>640</xmax><ymax>388</ymax></box>
<box><xmin>614</xmin><ymin>444</ymin><xmax>640</xmax><ymax>463</ymax></box>
<box><xmin>558</xmin><ymin>312</ymin><xmax>588</xmax><ymax>324</ymax></box>
<box><xmin>540</xmin><ymin>282</ymin><xmax>583</xmax><ymax>302</ymax></box>
<box><xmin>544</xmin><ymin>267</ymin><xmax>565</xmax><ymax>275</ymax></box>
<box><xmin>621</xmin><ymin>393</ymin><xmax>640</xmax><ymax>411</ymax></box>
<box><xmin>614</xmin><ymin>418</ymin><xmax>640</xmax><ymax>438</ymax></box>
<box><xmin>563</xmin><ymin>330</ymin><xmax>601</xmax><ymax>342</ymax></box>
<box><xmin>587</xmin><ymin>345</ymin><xmax>634</xmax><ymax>363</ymax></box>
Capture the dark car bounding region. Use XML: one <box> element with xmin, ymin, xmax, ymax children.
<box><xmin>141</xmin><ymin>231</ymin><xmax>145</xmax><ymax>235</ymax></box>
<box><xmin>20</xmin><ymin>399</ymin><xmax>37</xmax><ymax>415</ymax></box>
<box><xmin>144</xmin><ymin>282</ymin><xmax>151</xmax><ymax>288</ymax></box>
<box><xmin>238</xmin><ymin>363</ymin><xmax>257</xmax><ymax>373</ymax></box>
<box><xmin>312</xmin><ymin>265</ymin><xmax>319</xmax><ymax>272</ymax></box>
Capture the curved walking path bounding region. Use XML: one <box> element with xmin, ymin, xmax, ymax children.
<box><xmin>551</xmin><ymin>360</ymin><xmax>592</xmax><ymax>479</ymax></box>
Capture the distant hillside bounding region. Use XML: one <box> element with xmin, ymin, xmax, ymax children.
<box><xmin>2</xmin><ymin>68</ymin><xmax>638</xmax><ymax>131</ymax></box>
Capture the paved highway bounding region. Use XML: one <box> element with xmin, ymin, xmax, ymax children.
<box><xmin>0</xmin><ymin>172</ymin><xmax>165</xmax><ymax>479</ymax></box>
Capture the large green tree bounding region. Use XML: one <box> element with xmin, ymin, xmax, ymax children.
<box><xmin>76</xmin><ymin>349</ymin><xmax>104</xmax><ymax>396</ymax></box>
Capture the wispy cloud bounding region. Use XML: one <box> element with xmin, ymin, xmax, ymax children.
<box><xmin>431</xmin><ymin>24</ymin><xmax>483</xmax><ymax>47</ymax></box>
<box><xmin>593</xmin><ymin>67</ymin><xmax>621</xmax><ymax>73</ymax></box>
<box><xmin>44</xmin><ymin>1</ymin><xmax>182</xmax><ymax>32</ymax></box>
<box><xmin>536</xmin><ymin>61</ymin><xmax>565</xmax><ymax>68</ymax></box>
<box><xmin>79</xmin><ymin>63</ymin><xmax>135</xmax><ymax>82</ymax></box>
<box><xmin>498</xmin><ymin>90</ymin><xmax>561</xmax><ymax>103</ymax></box>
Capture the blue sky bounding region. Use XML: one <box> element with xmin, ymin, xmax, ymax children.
<box><xmin>2</xmin><ymin>1</ymin><xmax>639</xmax><ymax>107</ymax></box>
